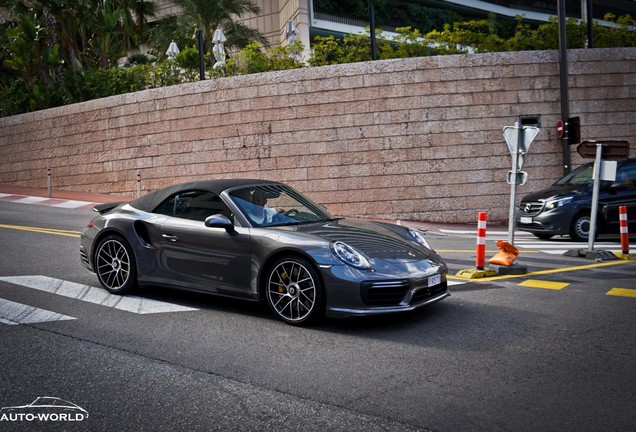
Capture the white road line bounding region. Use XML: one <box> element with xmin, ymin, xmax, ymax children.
<box><xmin>51</xmin><ymin>200</ymin><xmax>94</xmax><ymax>209</ymax></box>
<box><xmin>12</xmin><ymin>196</ymin><xmax>50</xmax><ymax>204</ymax></box>
<box><xmin>0</xmin><ymin>298</ymin><xmax>76</xmax><ymax>325</ymax></box>
<box><xmin>0</xmin><ymin>276</ymin><xmax>198</xmax><ymax>314</ymax></box>
<box><xmin>439</xmin><ymin>229</ymin><xmax>533</xmax><ymax>236</ymax></box>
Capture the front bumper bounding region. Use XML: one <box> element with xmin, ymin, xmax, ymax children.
<box><xmin>517</xmin><ymin>207</ymin><xmax>574</xmax><ymax>236</ymax></box>
<box><xmin>321</xmin><ymin>264</ymin><xmax>450</xmax><ymax>319</ymax></box>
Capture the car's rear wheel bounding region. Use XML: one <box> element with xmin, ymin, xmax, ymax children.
<box><xmin>95</xmin><ymin>235</ymin><xmax>137</xmax><ymax>294</ymax></box>
<box><xmin>265</xmin><ymin>257</ymin><xmax>323</xmax><ymax>325</ymax></box>
<box><xmin>569</xmin><ymin>212</ymin><xmax>597</xmax><ymax>242</ymax></box>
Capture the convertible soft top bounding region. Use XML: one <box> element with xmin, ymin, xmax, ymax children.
<box><xmin>129</xmin><ymin>179</ymin><xmax>279</xmax><ymax>213</ymax></box>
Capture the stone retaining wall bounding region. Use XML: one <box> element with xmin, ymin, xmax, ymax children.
<box><xmin>1</xmin><ymin>48</ymin><xmax>634</xmax><ymax>223</ymax></box>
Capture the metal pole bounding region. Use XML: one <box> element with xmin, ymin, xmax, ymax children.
<box><xmin>47</xmin><ymin>166</ymin><xmax>51</xmax><ymax>198</ymax></box>
<box><xmin>507</xmin><ymin>125</ymin><xmax>522</xmax><ymax>245</ymax></box>
<box><xmin>369</xmin><ymin>3</ymin><xmax>377</xmax><ymax>60</ymax></box>
<box><xmin>136</xmin><ymin>170</ymin><xmax>141</xmax><ymax>198</ymax></box>
<box><xmin>587</xmin><ymin>0</ymin><xmax>594</xmax><ymax>48</ymax></box>
<box><xmin>558</xmin><ymin>0</ymin><xmax>571</xmax><ymax>175</ymax></box>
<box><xmin>587</xmin><ymin>144</ymin><xmax>603</xmax><ymax>251</ymax></box>
<box><xmin>197</xmin><ymin>29</ymin><xmax>205</xmax><ymax>80</ymax></box>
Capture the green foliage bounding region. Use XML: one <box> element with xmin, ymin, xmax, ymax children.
<box><xmin>426</xmin><ymin>15</ymin><xmax>507</xmax><ymax>54</ymax></box>
<box><xmin>1</xmin><ymin>0</ymin><xmax>634</xmax><ymax>117</ymax></box>
<box><xmin>126</xmin><ymin>53</ymin><xmax>151</xmax><ymax>66</ymax></box>
<box><xmin>308</xmin><ymin>36</ymin><xmax>343</xmax><ymax>66</ymax></box>
<box><xmin>593</xmin><ymin>14</ymin><xmax>636</xmax><ymax>48</ymax></box>
<box><xmin>83</xmin><ymin>64</ymin><xmax>151</xmax><ymax>99</ymax></box>
<box><xmin>392</xmin><ymin>27</ymin><xmax>435</xmax><ymax>58</ymax></box>
<box><xmin>232</xmin><ymin>42</ymin><xmax>305</xmax><ymax>74</ymax></box>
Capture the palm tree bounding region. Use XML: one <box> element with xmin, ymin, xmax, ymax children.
<box><xmin>169</xmin><ymin>0</ymin><xmax>268</xmax><ymax>58</ymax></box>
<box><xmin>117</xmin><ymin>0</ymin><xmax>158</xmax><ymax>51</ymax></box>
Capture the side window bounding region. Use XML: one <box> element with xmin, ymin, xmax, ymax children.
<box><xmin>616</xmin><ymin>162</ymin><xmax>636</xmax><ymax>183</ymax></box>
<box><xmin>153</xmin><ymin>191</ymin><xmax>232</xmax><ymax>222</ymax></box>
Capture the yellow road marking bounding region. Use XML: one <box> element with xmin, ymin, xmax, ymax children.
<box><xmin>0</xmin><ymin>224</ymin><xmax>81</xmax><ymax>238</ymax></box>
<box><xmin>518</xmin><ymin>280</ymin><xmax>569</xmax><ymax>290</ymax></box>
<box><xmin>448</xmin><ymin>259</ymin><xmax>634</xmax><ymax>282</ymax></box>
<box><xmin>606</xmin><ymin>288</ymin><xmax>636</xmax><ymax>298</ymax></box>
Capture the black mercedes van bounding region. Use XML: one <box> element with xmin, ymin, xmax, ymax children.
<box><xmin>517</xmin><ymin>158</ymin><xmax>636</xmax><ymax>241</ymax></box>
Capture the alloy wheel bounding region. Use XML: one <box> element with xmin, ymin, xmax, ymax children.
<box><xmin>267</xmin><ymin>259</ymin><xmax>319</xmax><ymax>324</ymax></box>
<box><xmin>96</xmin><ymin>237</ymin><xmax>134</xmax><ymax>293</ymax></box>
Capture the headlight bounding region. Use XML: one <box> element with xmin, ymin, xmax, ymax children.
<box><xmin>545</xmin><ymin>196</ymin><xmax>573</xmax><ymax>211</ymax></box>
<box><xmin>408</xmin><ymin>229</ymin><xmax>431</xmax><ymax>249</ymax></box>
<box><xmin>330</xmin><ymin>241</ymin><xmax>371</xmax><ymax>269</ymax></box>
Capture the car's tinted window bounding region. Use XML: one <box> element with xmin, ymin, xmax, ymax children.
<box><xmin>153</xmin><ymin>190</ymin><xmax>232</xmax><ymax>221</ymax></box>
<box><xmin>555</xmin><ymin>164</ymin><xmax>593</xmax><ymax>186</ymax></box>
<box><xmin>616</xmin><ymin>162</ymin><xmax>636</xmax><ymax>182</ymax></box>
<box><xmin>229</xmin><ymin>184</ymin><xmax>332</xmax><ymax>227</ymax></box>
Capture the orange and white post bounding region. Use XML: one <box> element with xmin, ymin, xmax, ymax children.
<box><xmin>619</xmin><ymin>205</ymin><xmax>629</xmax><ymax>255</ymax></box>
<box><xmin>476</xmin><ymin>212</ymin><xmax>488</xmax><ymax>270</ymax></box>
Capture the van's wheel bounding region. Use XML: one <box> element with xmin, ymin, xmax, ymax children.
<box><xmin>265</xmin><ymin>257</ymin><xmax>324</xmax><ymax>325</ymax></box>
<box><xmin>569</xmin><ymin>213</ymin><xmax>596</xmax><ymax>242</ymax></box>
<box><xmin>95</xmin><ymin>235</ymin><xmax>137</xmax><ymax>294</ymax></box>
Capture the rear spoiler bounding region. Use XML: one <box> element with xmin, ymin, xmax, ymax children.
<box><xmin>93</xmin><ymin>202</ymin><xmax>127</xmax><ymax>214</ymax></box>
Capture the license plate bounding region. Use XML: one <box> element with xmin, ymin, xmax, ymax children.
<box><xmin>428</xmin><ymin>274</ymin><xmax>441</xmax><ymax>287</ymax></box>
<box><xmin>520</xmin><ymin>216</ymin><xmax>532</xmax><ymax>224</ymax></box>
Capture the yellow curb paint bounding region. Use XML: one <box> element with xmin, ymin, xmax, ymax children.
<box><xmin>518</xmin><ymin>280</ymin><xmax>569</xmax><ymax>290</ymax></box>
<box><xmin>606</xmin><ymin>288</ymin><xmax>636</xmax><ymax>298</ymax></box>
<box><xmin>447</xmin><ymin>259</ymin><xmax>635</xmax><ymax>282</ymax></box>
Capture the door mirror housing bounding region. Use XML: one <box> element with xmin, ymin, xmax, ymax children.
<box><xmin>204</xmin><ymin>214</ymin><xmax>235</xmax><ymax>232</ymax></box>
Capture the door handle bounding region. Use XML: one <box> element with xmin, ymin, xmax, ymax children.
<box><xmin>162</xmin><ymin>234</ymin><xmax>179</xmax><ymax>242</ymax></box>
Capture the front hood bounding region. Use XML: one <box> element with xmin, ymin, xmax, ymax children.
<box><xmin>521</xmin><ymin>183</ymin><xmax>590</xmax><ymax>202</ymax></box>
<box><xmin>280</xmin><ymin>219</ymin><xmax>439</xmax><ymax>263</ymax></box>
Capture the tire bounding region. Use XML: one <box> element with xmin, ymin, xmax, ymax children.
<box><xmin>569</xmin><ymin>212</ymin><xmax>597</xmax><ymax>242</ymax></box>
<box><xmin>265</xmin><ymin>257</ymin><xmax>324</xmax><ymax>325</ymax></box>
<box><xmin>533</xmin><ymin>233</ymin><xmax>554</xmax><ymax>240</ymax></box>
<box><xmin>94</xmin><ymin>235</ymin><xmax>138</xmax><ymax>294</ymax></box>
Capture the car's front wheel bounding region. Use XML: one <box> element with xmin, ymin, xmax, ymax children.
<box><xmin>94</xmin><ymin>235</ymin><xmax>137</xmax><ymax>294</ymax></box>
<box><xmin>569</xmin><ymin>212</ymin><xmax>597</xmax><ymax>242</ymax></box>
<box><xmin>265</xmin><ymin>257</ymin><xmax>324</xmax><ymax>325</ymax></box>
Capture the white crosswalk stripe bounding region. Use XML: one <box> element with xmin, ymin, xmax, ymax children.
<box><xmin>0</xmin><ymin>276</ymin><xmax>198</xmax><ymax>326</ymax></box>
<box><xmin>515</xmin><ymin>239</ymin><xmax>633</xmax><ymax>255</ymax></box>
<box><xmin>0</xmin><ymin>298</ymin><xmax>76</xmax><ymax>325</ymax></box>
<box><xmin>438</xmin><ymin>228</ymin><xmax>633</xmax><ymax>255</ymax></box>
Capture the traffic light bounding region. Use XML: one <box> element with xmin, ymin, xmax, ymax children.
<box><xmin>565</xmin><ymin>116</ymin><xmax>581</xmax><ymax>145</ymax></box>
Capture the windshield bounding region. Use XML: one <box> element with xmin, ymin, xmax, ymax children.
<box><xmin>555</xmin><ymin>164</ymin><xmax>594</xmax><ymax>186</ymax></box>
<box><xmin>228</xmin><ymin>184</ymin><xmax>334</xmax><ymax>227</ymax></box>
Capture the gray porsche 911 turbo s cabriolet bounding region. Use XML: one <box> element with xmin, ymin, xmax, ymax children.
<box><xmin>80</xmin><ymin>179</ymin><xmax>449</xmax><ymax>325</ymax></box>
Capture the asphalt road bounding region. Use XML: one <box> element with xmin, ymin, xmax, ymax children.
<box><xmin>1</xmin><ymin>201</ymin><xmax>635</xmax><ymax>432</ymax></box>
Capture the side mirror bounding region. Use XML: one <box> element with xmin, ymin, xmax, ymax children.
<box><xmin>204</xmin><ymin>214</ymin><xmax>235</xmax><ymax>232</ymax></box>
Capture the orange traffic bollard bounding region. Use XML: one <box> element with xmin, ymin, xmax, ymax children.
<box><xmin>619</xmin><ymin>205</ymin><xmax>629</xmax><ymax>255</ymax></box>
<box><xmin>476</xmin><ymin>212</ymin><xmax>487</xmax><ymax>270</ymax></box>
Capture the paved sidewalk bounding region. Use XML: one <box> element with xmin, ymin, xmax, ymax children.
<box><xmin>0</xmin><ymin>184</ymin><xmax>130</xmax><ymax>211</ymax></box>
